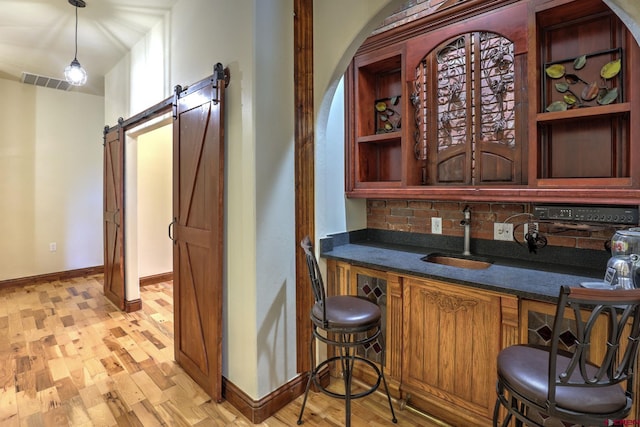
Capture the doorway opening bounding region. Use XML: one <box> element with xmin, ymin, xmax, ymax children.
<box><xmin>124</xmin><ymin>116</ymin><xmax>173</xmax><ymax>302</ymax></box>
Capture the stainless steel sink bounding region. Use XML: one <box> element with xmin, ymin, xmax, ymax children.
<box><xmin>421</xmin><ymin>253</ymin><xmax>494</xmax><ymax>270</ymax></box>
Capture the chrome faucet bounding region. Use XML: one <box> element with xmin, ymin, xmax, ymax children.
<box><xmin>460</xmin><ymin>205</ymin><xmax>471</xmax><ymax>256</ymax></box>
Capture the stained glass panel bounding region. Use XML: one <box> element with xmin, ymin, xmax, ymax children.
<box><xmin>356</xmin><ymin>273</ymin><xmax>387</xmax><ymax>364</ymax></box>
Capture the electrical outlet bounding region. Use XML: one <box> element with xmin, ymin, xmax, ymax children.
<box><xmin>494</xmin><ymin>223</ymin><xmax>513</xmax><ymax>241</ymax></box>
<box><xmin>524</xmin><ymin>222</ymin><xmax>539</xmax><ymax>239</ymax></box>
<box><xmin>431</xmin><ymin>217</ymin><xmax>442</xmax><ymax>234</ymax></box>
<box><xmin>49</xmin><ymin>242</ymin><xmax>57</xmax><ymax>252</ymax></box>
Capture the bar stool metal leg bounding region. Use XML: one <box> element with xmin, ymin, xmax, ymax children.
<box><xmin>296</xmin><ymin>335</ymin><xmax>316</xmax><ymax>425</ymax></box>
<box><xmin>341</xmin><ymin>338</ymin><xmax>354</xmax><ymax>427</ymax></box>
<box><xmin>297</xmin><ymin>330</ymin><xmax>397</xmax><ymax>425</ymax></box>
<box><xmin>380</xmin><ymin>339</ymin><xmax>397</xmax><ymax>423</ymax></box>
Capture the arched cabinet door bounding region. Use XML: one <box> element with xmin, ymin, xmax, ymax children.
<box><xmin>413</xmin><ymin>31</ymin><xmax>522</xmax><ymax>186</ymax></box>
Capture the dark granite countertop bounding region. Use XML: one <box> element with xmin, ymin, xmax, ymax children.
<box><xmin>319</xmin><ymin>229</ymin><xmax>611</xmax><ymax>303</ymax></box>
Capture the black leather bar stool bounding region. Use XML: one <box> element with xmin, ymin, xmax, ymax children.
<box><xmin>297</xmin><ymin>236</ymin><xmax>397</xmax><ymax>426</ymax></box>
<box><xmin>493</xmin><ymin>285</ymin><xmax>640</xmax><ymax>427</ymax></box>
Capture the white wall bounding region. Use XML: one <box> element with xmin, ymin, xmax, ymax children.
<box><xmin>104</xmin><ymin>53</ymin><xmax>130</xmax><ymax>124</ymax></box>
<box><xmin>137</xmin><ymin>125</ymin><xmax>173</xmax><ymax>278</ymax></box>
<box><xmin>0</xmin><ymin>80</ymin><xmax>35</xmax><ymax>280</ymax></box>
<box><xmin>317</xmin><ymin>77</ymin><xmax>368</xmax><ymax>237</ymax></box>
<box><xmin>314</xmin><ymin>0</ymin><xmax>404</xmax><ymax>240</ymax></box>
<box><xmin>253</xmin><ymin>0</ymin><xmax>296</xmax><ymax>394</ymax></box>
<box><xmin>605</xmin><ymin>0</ymin><xmax>640</xmax><ymax>46</ymax></box>
<box><xmin>130</xmin><ymin>20</ymin><xmax>172</xmax><ymax>115</ymax></box>
<box><xmin>0</xmin><ymin>79</ymin><xmax>104</xmax><ymax>281</ymax></box>
<box><xmin>105</xmin><ymin>17</ymin><xmax>173</xmax><ymax>304</ymax></box>
<box><xmin>105</xmin><ymin>17</ymin><xmax>170</xmax><ymax>126</ymax></box>
<box><xmin>169</xmin><ymin>0</ymin><xmax>260</xmax><ymax>396</ymax></box>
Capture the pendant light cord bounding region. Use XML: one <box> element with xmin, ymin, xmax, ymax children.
<box><xmin>64</xmin><ymin>0</ymin><xmax>86</xmax><ymax>85</ymax></box>
<box><xmin>74</xmin><ymin>4</ymin><xmax>78</xmax><ymax>60</ymax></box>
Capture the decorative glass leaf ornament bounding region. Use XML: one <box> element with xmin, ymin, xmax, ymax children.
<box><xmin>546</xmin><ymin>100</ymin><xmax>567</xmax><ymax>112</ymax></box>
<box><xmin>375</xmin><ymin>101</ymin><xmax>387</xmax><ymax>112</ymax></box>
<box><xmin>600</xmin><ymin>59</ymin><xmax>621</xmax><ymax>79</ymax></box>
<box><xmin>563</xmin><ymin>94</ymin><xmax>577</xmax><ymax>105</ymax></box>
<box><xmin>597</xmin><ymin>87</ymin><xmax>618</xmax><ymax>105</ymax></box>
<box><xmin>545</xmin><ymin>64</ymin><xmax>565</xmax><ymax>78</ymax></box>
<box><xmin>573</xmin><ymin>55</ymin><xmax>587</xmax><ymax>70</ymax></box>
<box><xmin>581</xmin><ymin>82</ymin><xmax>599</xmax><ymax>101</ymax></box>
<box><xmin>555</xmin><ymin>82</ymin><xmax>569</xmax><ymax>93</ymax></box>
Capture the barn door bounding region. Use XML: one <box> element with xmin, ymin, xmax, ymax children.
<box><xmin>103</xmin><ymin>126</ymin><xmax>126</xmax><ymax>309</ymax></box>
<box><xmin>171</xmin><ymin>65</ymin><xmax>228</xmax><ymax>401</ymax></box>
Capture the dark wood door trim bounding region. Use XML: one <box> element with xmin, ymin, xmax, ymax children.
<box><xmin>294</xmin><ymin>0</ymin><xmax>314</xmax><ymax>374</ymax></box>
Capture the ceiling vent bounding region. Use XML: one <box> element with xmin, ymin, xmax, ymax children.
<box><xmin>21</xmin><ymin>72</ymin><xmax>72</xmax><ymax>91</ymax></box>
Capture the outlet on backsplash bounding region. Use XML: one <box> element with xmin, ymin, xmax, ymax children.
<box><xmin>494</xmin><ymin>223</ymin><xmax>513</xmax><ymax>241</ymax></box>
<box><xmin>431</xmin><ymin>217</ymin><xmax>442</xmax><ymax>234</ymax></box>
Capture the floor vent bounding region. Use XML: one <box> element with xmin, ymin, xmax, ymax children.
<box><xmin>21</xmin><ymin>72</ymin><xmax>72</xmax><ymax>91</ymax></box>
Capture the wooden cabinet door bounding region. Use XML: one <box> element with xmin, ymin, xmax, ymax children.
<box><xmin>103</xmin><ymin>126</ymin><xmax>125</xmax><ymax>310</ymax></box>
<box><xmin>401</xmin><ymin>277</ymin><xmax>508</xmax><ymax>425</ymax></box>
<box><xmin>416</xmin><ymin>30</ymin><xmax>523</xmax><ymax>185</ymax></box>
<box><xmin>172</xmin><ymin>70</ymin><xmax>226</xmax><ymax>401</ymax></box>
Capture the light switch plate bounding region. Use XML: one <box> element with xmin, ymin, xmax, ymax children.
<box><xmin>432</xmin><ymin>217</ymin><xmax>442</xmax><ymax>234</ymax></box>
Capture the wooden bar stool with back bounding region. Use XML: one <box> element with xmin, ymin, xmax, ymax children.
<box><xmin>297</xmin><ymin>235</ymin><xmax>397</xmax><ymax>426</ymax></box>
<box><xmin>493</xmin><ymin>285</ymin><xmax>640</xmax><ymax>427</ymax></box>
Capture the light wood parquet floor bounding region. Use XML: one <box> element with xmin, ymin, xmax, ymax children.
<box><xmin>0</xmin><ymin>274</ymin><xmax>447</xmax><ymax>426</ymax></box>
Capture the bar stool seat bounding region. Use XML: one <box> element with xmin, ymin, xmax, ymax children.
<box><xmin>313</xmin><ymin>295</ymin><xmax>380</xmax><ymax>329</ymax></box>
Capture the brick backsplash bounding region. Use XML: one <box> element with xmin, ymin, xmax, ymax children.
<box><xmin>366</xmin><ymin>199</ymin><xmax>619</xmax><ymax>251</ymax></box>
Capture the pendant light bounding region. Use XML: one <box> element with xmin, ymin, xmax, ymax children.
<box><xmin>64</xmin><ymin>0</ymin><xmax>87</xmax><ymax>86</ymax></box>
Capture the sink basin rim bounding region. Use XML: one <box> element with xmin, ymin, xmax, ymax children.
<box><xmin>421</xmin><ymin>252</ymin><xmax>494</xmax><ymax>270</ymax></box>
